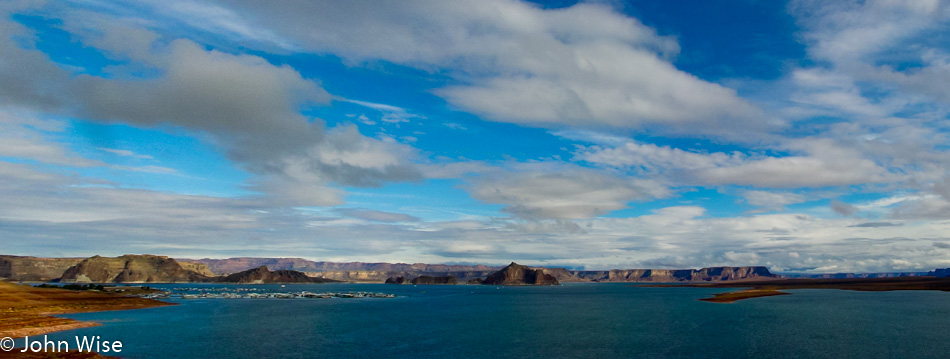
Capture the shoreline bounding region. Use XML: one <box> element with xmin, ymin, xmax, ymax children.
<box><xmin>641</xmin><ymin>276</ymin><xmax>950</xmax><ymax>303</ymax></box>
<box><xmin>698</xmin><ymin>289</ymin><xmax>791</xmax><ymax>303</ymax></box>
<box><xmin>0</xmin><ymin>281</ymin><xmax>174</xmax><ymax>339</ymax></box>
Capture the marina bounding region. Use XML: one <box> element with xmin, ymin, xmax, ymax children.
<box><xmin>142</xmin><ymin>288</ymin><xmax>397</xmax><ymax>300</ymax></box>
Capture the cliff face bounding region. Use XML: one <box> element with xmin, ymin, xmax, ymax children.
<box><xmin>384</xmin><ymin>276</ymin><xmax>409</xmax><ymax>284</ymax></box>
<box><xmin>3</xmin><ymin>254</ymin><xmax>779</xmax><ymax>284</ymax></box>
<box><xmin>482</xmin><ymin>262</ymin><xmax>559</xmax><ymax>286</ymax></box>
<box><xmin>785</xmin><ymin>271</ymin><xmax>932</xmax><ymax>279</ymax></box>
<box><xmin>570</xmin><ymin>266</ymin><xmax>775</xmax><ymax>282</ymax></box>
<box><xmin>385</xmin><ymin>275</ymin><xmax>458</xmax><ymax>284</ymax></box>
<box><xmin>307</xmin><ymin>270</ymin><xmax>496</xmax><ymax>282</ymax></box>
<box><xmin>58</xmin><ymin>255</ymin><xmax>213</xmax><ymax>283</ymax></box>
<box><xmin>178</xmin><ymin>262</ymin><xmax>216</xmax><ymax>277</ymax></box>
<box><xmin>217</xmin><ymin>266</ymin><xmax>337</xmax><ymax>284</ymax></box>
<box><xmin>536</xmin><ymin>267</ymin><xmax>588</xmax><ymax>282</ymax></box>
<box><xmin>410</xmin><ymin>275</ymin><xmax>457</xmax><ymax>285</ymax></box>
<box><xmin>181</xmin><ymin>257</ymin><xmax>499</xmax><ymax>276</ymax></box>
<box><xmin>929</xmin><ymin>268</ymin><xmax>950</xmax><ymax>278</ymax></box>
<box><xmin>0</xmin><ymin>255</ymin><xmax>83</xmax><ymax>281</ymax></box>
<box><xmin>695</xmin><ymin>266</ymin><xmax>774</xmax><ymax>281</ymax></box>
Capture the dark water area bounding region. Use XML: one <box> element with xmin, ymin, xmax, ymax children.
<box><xmin>36</xmin><ymin>283</ymin><xmax>950</xmax><ymax>358</ymax></box>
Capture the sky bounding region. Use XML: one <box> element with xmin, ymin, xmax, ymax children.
<box><xmin>2</xmin><ymin>0</ymin><xmax>950</xmax><ymax>272</ymax></box>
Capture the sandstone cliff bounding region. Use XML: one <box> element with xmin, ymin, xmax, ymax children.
<box><xmin>58</xmin><ymin>255</ymin><xmax>213</xmax><ymax>283</ymax></box>
<box><xmin>0</xmin><ymin>255</ymin><xmax>83</xmax><ymax>281</ymax></box>
<box><xmin>178</xmin><ymin>262</ymin><xmax>216</xmax><ymax>277</ymax></box>
<box><xmin>307</xmin><ymin>270</ymin><xmax>496</xmax><ymax>282</ymax></box>
<box><xmin>482</xmin><ymin>262</ymin><xmax>559</xmax><ymax>285</ymax></box>
<box><xmin>4</xmin><ymin>254</ymin><xmax>781</xmax><ymax>284</ymax></box>
<box><xmin>385</xmin><ymin>275</ymin><xmax>459</xmax><ymax>284</ymax></box>
<box><xmin>929</xmin><ymin>268</ymin><xmax>950</xmax><ymax>278</ymax></box>
<box><xmin>569</xmin><ymin>266</ymin><xmax>775</xmax><ymax>282</ymax></box>
<box><xmin>217</xmin><ymin>266</ymin><xmax>338</xmax><ymax>284</ymax></box>
<box><xmin>785</xmin><ymin>271</ymin><xmax>932</xmax><ymax>279</ymax></box>
<box><xmin>410</xmin><ymin>275</ymin><xmax>457</xmax><ymax>285</ymax></box>
<box><xmin>384</xmin><ymin>276</ymin><xmax>410</xmax><ymax>284</ymax></box>
<box><xmin>181</xmin><ymin>257</ymin><xmax>499</xmax><ymax>276</ymax></box>
<box><xmin>535</xmin><ymin>267</ymin><xmax>588</xmax><ymax>282</ymax></box>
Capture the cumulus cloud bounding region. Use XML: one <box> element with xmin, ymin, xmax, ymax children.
<box><xmin>0</xmin><ymin>117</ymin><xmax>103</xmax><ymax>167</ymax></box>
<box><xmin>468</xmin><ymin>167</ymin><xmax>668</xmax><ymax>219</ymax></box>
<box><xmin>5</xmin><ymin>0</ymin><xmax>950</xmax><ymax>273</ymax></box>
<box><xmin>782</xmin><ymin>1</ymin><xmax>950</xmax><ymax>123</ymax></box>
<box><xmin>0</xmin><ymin>8</ymin><xmax>423</xmax><ymax>206</ymax></box>
<box><xmin>891</xmin><ymin>194</ymin><xmax>950</xmax><ymax>220</ymax></box>
<box><xmin>72</xmin><ymin>38</ymin><xmax>421</xmax><ymax>203</ymax></box>
<box><xmin>0</xmin><ymin>4</ymin><xmax>71</xmax><ymax>112</ymax></box>
<box><xmin>742</xmin><ymin>190</ymin><xmax>806</xmax><ymax>212</ymax></box>
<box><xmin>770</xmin><ymin>1</ymin><xmax>950</xmax><ymax>193</ymax></box>
<box><xmin>130</xmin><ymin>0</ymin><xmax>768</xmax><ymax>138</ymax></box>
<box><xmin>577</xmin><ymin>138</ymin><xmax>892</xmax><ymax>188</ymax></box>
<box><xmin>831</xmin><ymin>199</ymin><xmax>859</xmax><ymax>216</ymax></box>
<box><xmin>790</xmin><ymin>0</ymin><xmax>947</xmax><ymax>66</ymax></box>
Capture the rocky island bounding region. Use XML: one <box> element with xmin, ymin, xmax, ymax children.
<box><xmin>385</xmin><ymin>275</ymin><xmax>458</xmax><ymax>285</ymax></box>
<box><xmin>482</xmin><ymin>262</ymin><xmax>559</xmax><ymax>285</ymax></box>
<box><xmin>217</xmin><ymin>266</ymin><xmax>339</xmax><ymax>284</ymax></box>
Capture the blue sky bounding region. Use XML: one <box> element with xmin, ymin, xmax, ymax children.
<box><xmin>2</xmin><ymin>0</ymin><xmax>950</xmax><ymax>272</ymax></box>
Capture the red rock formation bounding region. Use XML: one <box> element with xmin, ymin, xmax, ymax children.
<box><xmin>482</xmin><ymin>262</ymin><xmax>559</xmax><ymax>286</ymax></box>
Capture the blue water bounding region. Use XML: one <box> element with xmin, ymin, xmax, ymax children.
<box><xmin>32</xmin><ymin>283</ymin><xmax>950</xmax><ymax>358</ymax></box>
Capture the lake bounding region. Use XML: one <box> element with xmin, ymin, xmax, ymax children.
<box><xmin>34</xmin><ymin>283</ymin><xmax>950</xmax><ymax>358</ymax></box>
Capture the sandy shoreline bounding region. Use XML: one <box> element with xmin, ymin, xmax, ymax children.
<box><xmin>698</xmin><ymin>289</ymin><xmax>791</xmax><ymax>303</ymax></box>
<box><xmin>0</xmin><ymin>281</ymin><xmax>174</xmax><ymax>339</ymax></box>
<box><xmin>643</xmin><ymin>276</ymin><xmax>950</xmax><ymax>303</ymax></box>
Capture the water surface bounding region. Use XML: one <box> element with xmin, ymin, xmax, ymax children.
<box><xmin>40</xmin><ymin>283</ymin><xmax>950</xmax><ymax>358</ymax></box>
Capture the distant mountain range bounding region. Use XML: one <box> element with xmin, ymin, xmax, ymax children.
<box><xmin>4</xmin><ymin>254</ymin><xmax>947</xmax><ymax>284</ymax></box>
<box><xmin>178</xmin><ymin>257</ymin><xmax>779</xmax><ymax>283</ymax></box>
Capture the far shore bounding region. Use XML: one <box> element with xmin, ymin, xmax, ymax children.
<box><xmin>0</xmin><ymin>281</ymin><xmax>174</xmax><ymax>339</ymax></box>
<box><xmin>641</xmin><ymin>276</ymin><xmax>950</xmax><ymax>303</ymax></box>
<box><xmin>698</xmin><ymin>289</ymin><xmax>791</xmax><ymax>303</ymax></box>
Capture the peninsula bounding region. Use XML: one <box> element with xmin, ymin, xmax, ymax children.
<box><xmin>670</xmin><ymin>276</ymin><xmax>950</xmax><ymax>303</ymax></box>
<box><xmin>0</xmin><ymin>280</ymin><xmax>172</xmax><ymax>339</ymax></box>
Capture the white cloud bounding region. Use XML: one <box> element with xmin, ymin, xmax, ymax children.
<box><xmin>831</xmin><ymin>199</ymin><xmax>859</xmax><ymax>216</ymax></box>
<box><xmin>790</xmin><ymin>0</ymin><xmax>946</xmax><ymax>65</ymax></box>
<box><xmin>136</xmin><ymin>0</ymin><xmax>767</xmax><ymax>138</ymax></box>
<box><xmin>2</xmin><ymin>157</ymin><xmax>948</xmax><ymax>272</ymax></box>
<box><xmin>0</xmin><ymin>10</ymin><xmax>424</xmax><ymax>206</ymax></box>
<box><xmin>340</xmin><ymin>98</ymin><xmax>422</xmax><ymax>125</ymax></box>
<box><xmin>98</xmin><ymin>148</ymin><xmax>154</xmax><ymax>159</ymax></box>
<box><xmin>0</xmin><ymin>112</ymin><xmax>104</xmax><ymax>167</ymax></box>
<box><xmin>576</xmin><ymin>138</ymin><xmax>892</xmax><ymax>188</ymax></box>
<box><xmin>467</xmin><ymin>166</ymin><xmax>669</xmax><ymax>219</ymax></box>
<box><xmin>782</xmin><ymin>1</ymin><xmax>950</xmax><ymax>121</ymax></box>
<box><xmin>355</xmin><ymin>114</ymin><xmax>376</xmax><ymax>126</ymax></box>
<box><xmin>742</xmin><ymin>190</ymin><xmax>806</xmax><ymax>211</ymax></box>
<box><xmin>337</xmin><ymin>208</ymin><xmax>420</xmax><ymax>223</ymax></box>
